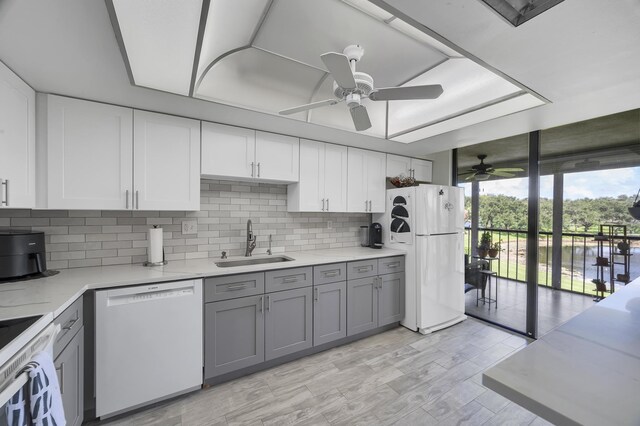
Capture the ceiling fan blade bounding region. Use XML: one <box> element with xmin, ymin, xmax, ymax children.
<box><xmin>350</xmin><ymin>105</ymin><xmax>371</xmax><ymax>131</ymax></box>
<box><xmin>465</xmin><ymin>174</ymin><xmax>477</xmax><ymax>181</ymax></box>
<box><xmin>279</xmin><ymin>99</ymin><xmax>339</xmax><ymax>116</ymax></box>
<box><xmin>489</xmin><ymin>171</ymin><xmax>516</xmax><ymax>178</ymax></box>
<box><xmin>493</xmin><ymin>167</ymin><xmax>524</xmax><ymax>172</ymax></box>
<box><xmin>369</xmin><ymin>84</ymin><xmax>443</xmax><ymax>101</ymax></box>
<box><xmin>321</xmin><ymin>52</ymin><xmax>356</xmax><ymax>89</ymax></box>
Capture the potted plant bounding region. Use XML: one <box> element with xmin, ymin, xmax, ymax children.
<box><xmin>488</xmin><ymin>240</ymin><xmax>502</xmax><ymax>258</ymax></box>
<box><xmin>477</xmin><ymin>231</ymin><xmax>492</xmax><ymax>258</ymax></box>
<box><xmin>617</xmin><ymin>240</ymin><xmax>630</xmax><ymax>255</ymax></box>
<box><xmin>629</xmin><ymin>187</ymin><xmax>640</xmax><ymax>220</ymax></box>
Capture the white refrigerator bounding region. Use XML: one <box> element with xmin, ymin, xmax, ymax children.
<box><xmin>374</xmin><ymin>184</ymin><xmax>466</xmax><ymax>334</ymax></box>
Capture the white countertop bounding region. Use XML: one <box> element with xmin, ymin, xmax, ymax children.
<box><xmin>483</xmin><ymin>278</ymin><xmax>640</xmax><ymax>426</ymax></box>
<box><xmin>0</xmin><ymin>247</ymin><xmax>403</xmax><ymax>364</ymax></box>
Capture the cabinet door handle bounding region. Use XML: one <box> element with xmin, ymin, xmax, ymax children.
<box><xmin>250</xmin><ymin>162</ymin><xmax>255</xmax><ymax>177</ymax></box>
<box><xmin>257</xmin><ymin>162</ymin><xmax>261</xmax><ymax>177</ymax></box>
<box><xmin>267</xmin><ymin>295</ymin><xmax>271</xmax><ymax>311</ymax></box>
<box><xmin>326</xmin><ymin>198</ymin><xmax>329</xmax><ymax>211</ymax></box>
<box><xmin>323</xmin><ymin>271</ymin><xmax>339</xmax><ymax>277</ymax></box>
<box><xmin>226</xmin><ymin>284</ymin><xmax>248</xmax><ymax>291</ymax></box>
<box><xmin>56</xmin><ymin>362</ymin><xmax>64</xmax><ymax>394</ymax></box>
<box><xmin>387</xmin><ymin>263</ymin><xmax>399</xmax><ymax>269</ymax></box>
<box><xmin>314</xmin><ymin>287</ymin><xmax>319</xmax><ymax>302</ymax></box>
<box><xmin>322</xmin><ymin>199</ymin><xmax>325</xmax><ymax>211</ymax></box>
<box><xmin>62</xmin><ymin>316</ymin><xmax>79</xmax><ymax>331</ymax></box>
<box><xmin>0</xmin><ymin>179</ymin><xmax>4</xmax><ymax>206</ymax></box>
<box><xmin>357</xmin><ymin>266</ymin><xmax>370</xmax><ymax>273</ymax></box>
<box><xmin>282</xmin><ymin>276</ymin><xmax>298</xmax><ymax>284</ymax></box>
<box><xmin>259</xmin><ymin>296</ymin><xmax>264</xmax><ymax>313</ymax></box>
<box><xmin>1</xmin><ymin>179</ymin><xmax>8</xmax><ymax>206</ymax></box>
<box><xmin>369</xmin><ymin>200</ymin><xmax>372</xmax><ymax>211</ymax></box>
<box><xmin>136</xmin><ymin>190</ymin><xmax>140</xmax><ymax>210</ymax></box>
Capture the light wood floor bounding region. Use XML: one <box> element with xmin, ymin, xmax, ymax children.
<box><xmin>95</xmin><ymin>319</ymin><xmax>553</xmax><ymax>426</ymax></box>
<box><xmin>465</xmin><ymin>277</ymin><xmax>595</xmax><ymax>335</ymax></box>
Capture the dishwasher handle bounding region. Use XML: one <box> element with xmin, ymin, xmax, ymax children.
<box><xmin>99</xmin><ymin>280</ymin><xmax>200</xmax><ymax>306</ymax></box>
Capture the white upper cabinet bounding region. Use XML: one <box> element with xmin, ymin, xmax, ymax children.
<box><xmin>201</xmin><ymin>122</ymin><xmax>255</xmax><ymax>180</ymax></box>
<box><xmin>133</xmin><ymin>111</ymin><xmax>200</xmax><ymax>211</ymax></box>
<box><xmin>39</xmin><ymin>95</ymin><xmax>200</xmax><ymax>210</ymax></box>
<box><xmin>411</xmin><ymin>159</ymin><xmax>433</xmax><ymax>182</ymax></box>
<box><xmin>367</xmin><ymin>151</ymin><xmax>387</xmax><ymax>212</ymax></box>
<box><xmin>386</xmin><ymin>154</ymin><xmax>411</xmax><ymax>178</ymax></box>
<box><xmin>255</xmin><ymin>131</ymin><xmax>299</xmax><ymax>182</ymax></box>
<box><xmin>322</xmin><ymin>143</ymin><xmax>348</xmax><ymax>212</ymax></box>
<box><xmin>38</xmin><ymin>95</ymin><xmax>133</xmax><ymax>210</ymax></box>
<box><xmin>347</xmin><ymin>148</ymin><xmax>386</xmax><ymax>213</ymax></box>
<box><xmin>0</xmin><ymin>61</ymin><xmax>35</xmax><ymax>208</ymax></box>
<box><xmin>288</xmin><ymin>140</ymin><xmax>347</xmax><ymax>212</ymax></box>
<box><xmin>386</xmin><ymin>154</ymin><xmax>432</xmax><ymax>182</ymax></box>
<box><xmin>201</xmin><ymin>124</ymin><xmax>299</xmax><ymax>183</ymax></box>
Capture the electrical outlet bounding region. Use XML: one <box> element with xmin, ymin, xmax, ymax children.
<box><xmin>327</xmin><ymin>220</ymin><xmax>333</xmax><ymax>229</ymax></box>
<box><xmin>182</xmin><ymin>220</ymin><xmax>197</xmax><ymax>235</ymax></box>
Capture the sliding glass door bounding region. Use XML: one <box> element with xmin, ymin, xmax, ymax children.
<box><xmin>456</xmin><ymin>107</ymin><xmax>640</xmax><ymax>339</ymax></box>
<box><xmin>456</xmin><ymin>133</ymin><xmax>535</xmax><ymax>336</ymax></box>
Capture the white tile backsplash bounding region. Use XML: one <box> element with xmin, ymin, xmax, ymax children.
<box><xmin>0</xmin><ymin>179</ymin><xmax>369</xmax><ymax>269</ymax></box>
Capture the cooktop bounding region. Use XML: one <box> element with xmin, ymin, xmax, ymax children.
<box><xmin>0</xmin><ymin>315</ymin><xmax>41</xmax><ymax>352</ymax></box>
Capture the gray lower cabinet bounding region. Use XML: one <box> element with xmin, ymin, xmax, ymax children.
<box><xmin>265</xmin><ymin>287</ymin><xmax>313</xmax><ymax>361</ymax></box>
<box><xmin>378</xmin><ymin>272</ymin><xmax>405</xmax><ymax>326</ymax></box>
<box><xmin>205</xmin><ymin>295</ymin><xmax>265</xmax><ymax>378</ymax></box>
<box><xmin>54</xmin><ymin>326</ymin><xmax>84</xmax><ymax>426</ymax></box>
<box><xmin>347</xmin><ymin>270</ymin><xmax>406</xmax><ymax>336</ymax></box>
<box><xmin>313</xmin><ymin>281</ymin><xmax>347</xmax><ymax>346</ymax></box>
<box><xmin>347</xmin><ymin>277</ymin><xmax>378</xmax><ymax>336</ymax></box>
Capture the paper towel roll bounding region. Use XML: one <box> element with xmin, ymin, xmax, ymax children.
<box><xmin>148</xmin><ymin>227</ymin><xmax>164</xmax><ymax>264</ymax></box>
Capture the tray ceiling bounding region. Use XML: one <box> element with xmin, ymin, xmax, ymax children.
<box><xmin>110</xmin><ymin>0</ymin><xmax>546</xmax><ymax>143</ymax></box>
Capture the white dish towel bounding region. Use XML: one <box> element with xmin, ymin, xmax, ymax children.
<box><xmin>5</xmin><ymin>351</ymin><xmax>66</xmax><ymax>426</ymax></box>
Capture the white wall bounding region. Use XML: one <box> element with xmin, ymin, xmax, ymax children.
<box><xmin>423</xmin><ymin>150</ymin><xmax>452</xmax><ymax>186</ymax></box>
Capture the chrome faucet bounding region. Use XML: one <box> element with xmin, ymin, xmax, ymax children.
<box><xmin>245</xmin><ymin>219</ymin><xmax>257</xmax><ymax>257</ymax></box>
<box><xmin>267</xmin><ymin>234</ymin><xmax>272</xmax><ymax>255</ymax></box>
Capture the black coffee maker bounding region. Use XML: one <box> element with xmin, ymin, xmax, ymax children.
<box><xmin>369</xmin><ymin>223</ymin><xmax>383</xmax><ymax>249</ymax></box>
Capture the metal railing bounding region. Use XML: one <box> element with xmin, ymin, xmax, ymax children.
<box><xmin>465</xmin><ymin>227</ymin><xmax>640</xmax><ymax>296</ymax></box>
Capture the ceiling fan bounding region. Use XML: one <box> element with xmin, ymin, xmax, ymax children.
<box><xmin>278</xmin><ymin>44</ymin><xmax>444</xmax><ymax>131</ymax></box>
<box><xmin>459</xmin><ymin>155</ymin><xmax>524</xmax><ymax>181</ymax></box>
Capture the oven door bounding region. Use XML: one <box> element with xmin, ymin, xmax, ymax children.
<box><xmin>0</xmin><ymin>322</ymin><xmax>58</xmax><ymax>426</ymax></box>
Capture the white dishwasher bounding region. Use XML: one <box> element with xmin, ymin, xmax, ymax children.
<box><xmin>95</xmin><ymin>279</ymin><xmax>202</xmax><ymax>418</ymax></box>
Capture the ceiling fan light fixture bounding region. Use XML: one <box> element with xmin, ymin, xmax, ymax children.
<box><xmin>474</xmin><ymin>172</ymin><xmax>491</xmax><ymax>181</ymax></box>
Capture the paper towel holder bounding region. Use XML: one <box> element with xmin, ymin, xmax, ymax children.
<box><xmin>143</xmin><ymin>259</ymin><xmax>168</xmax><ymax>267</ymax></box>
<box><xmin>144</xmin><ymin>225</ymin><xmax>168</xmax><ymax>267</ymax></box>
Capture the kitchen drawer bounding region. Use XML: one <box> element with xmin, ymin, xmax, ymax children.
<box><xmin>313</xmin><ymin>263</ymin><xmax>346</xmax><ymax>286</ymax></box>
<box><xmin>265</xmin><ymin>267</ymin><xmax>312</xmax><ymax>293</ymax></box>
<box><xmin>347</xmin><ymin>259</ymin><xmax>378</xmax><ymax>280</ymax></box>
<box><xmin>204</xmin><ymin>273</ymin><xmax>265</xmax><ymax>302</ymax></box>
<box><xmin>53</xmin><ymin>296</ymin><xmax>83</xmax><ymax>358</ymax></box>
<box><xmin>378</xmin><ymin>256</ymin><xmax>405</xmax><ymax>275</ymax></box>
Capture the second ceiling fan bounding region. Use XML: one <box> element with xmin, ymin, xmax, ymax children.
<box><xmin>459</xmin><ymin>155</ymin><xmax>525</xmax><ymax>181</ymax></box>
<box><xmin>279</xmin><ymin>44</ymin><xmax>444</xmax><ymax>131</ymax></box>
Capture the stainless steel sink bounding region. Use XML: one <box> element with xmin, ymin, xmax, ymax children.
<box><xmin>215</xmin><ymin>256</ymin><xmax>294</xmax><ymax>268</ymax></box>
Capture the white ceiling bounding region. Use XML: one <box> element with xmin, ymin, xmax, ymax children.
<box><xmin>110</xmin><ymin>0</ymin><xmax>546</xmax><ymax>142</ymax></box>
<box><xmin>0</xmin><ymin>0</ymin><xmax>638</xmax><ymax>157</ymax></box>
